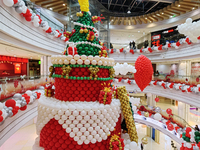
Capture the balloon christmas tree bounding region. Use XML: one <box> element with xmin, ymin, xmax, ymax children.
<box><xmin>64</xmin><ymin>7</ymin><xmax>105</xmax><ymax>56</ymax></box>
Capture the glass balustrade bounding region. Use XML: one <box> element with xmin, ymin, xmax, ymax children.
<box><xmin>137</xmin><ymin>105</ymin><xmax>195</xmax><ymax>130</ymax></box>
<box><xmin>115</xmin><ymin>74</ymin><xmax>200</xmax><ymax>86</ymax></box>
<box><xmin>0</xmin><ymin>75</ymin><xmax>53</xmax><ymax>101</ymax></box>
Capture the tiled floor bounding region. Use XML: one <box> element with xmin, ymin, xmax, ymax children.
<box><xmin>0</xmin><ymin>124</ymin><xmax>37</xmax><ymax>150</ymax></box>
<box><xmin>0</xmin><ymin>122</ymin><xmax>176</xmax><ymax>150</ymax></box>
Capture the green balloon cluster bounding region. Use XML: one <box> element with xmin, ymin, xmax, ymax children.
<box><xmin>195</xmin><ymin>131</ymin><xmax>200</xmax><ymax>144</ymax></box>
<box><xmin>76</xmin><ymin>44</ymin><xmax>100</xmax><ymax>56</ymax></box>
<box><xmin>68</xmin><ymin>12</ymin><xmax>101</xmax><ymax>56</ymax></box>
<box><xmin>182</xmin><ymin>133</ymin><xmax>191</xmax><ymax>142</ymax></box>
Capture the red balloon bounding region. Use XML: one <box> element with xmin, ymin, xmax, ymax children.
<box><xmin>137</xmin><ymin>111</ymin><xmax>142</xmax><ymax>115</ymax></box>
<box><xmin>166</xmin><ymin>108</ymin><xmax>172</xmax><ymax>115</ymax></box>
<box><xmin>13</xmin><ymin>0</ymin><xmax>18</xmax><ymax>4</ymax></box>
<box><xmin>5</xmin><ymin>99</ymin><xmax>16</xmax><ymax>108</ymax></box>
<box><xmin>175</xmin><ymin>126</ymin><xmax>180</xmax><ymax>132</ymax></box>
<box><xmin>134</xmin><ymin>55</ymin><xmax>153</xmax><ymax>91</ymax></box>
<box><xmin>167</xmin><ymin>123</ymin><xmax>174</xmax><ymax>131</ymax></box>
<box><xmin>155</xmin><ymin>97</ymin><xmax>159</xmax><ymax>102</ymax></box>
<box><xmin>20</xmin><ymin>105</ymin><xmax>27</xmax><ymax>111</ymax></box>
<box><xmin>25</xmin><ymin>17</ymin><xmax>32</xmax><ymax>22</ymax></box>
<box><xmin>186</xmin><ymin>127</ymin><xmax>192</xmax><ymax>133</ymax></box>
<box><xmin>0</xmin><ymin>110</ymin><xmax>2</xmax><ymax>116</ymax></box>
<box><xmin>0</xmin><ymin>116</ymin><xmax>3</xmax><ymax>122</ymax></box>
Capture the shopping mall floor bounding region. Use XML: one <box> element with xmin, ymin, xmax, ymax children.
<box><xmin>0</xmin><ymin>122</ymin><xmax>173</xmax><ymax>150</ymax></box>
<box><xmin>0</xmin><ymin>102</ymin><xmax>184</xmax><ymax>150</ymax></box>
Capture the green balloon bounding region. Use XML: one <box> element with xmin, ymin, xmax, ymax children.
<box><xmin>85</xmin><ymin>47</ymin><xmax>89</xmax><ymax>51</ymax></box>
<box><xmin>79</xmin><ymin>47</ymin><xmax>82</xmax><ymax>50</ymax></box>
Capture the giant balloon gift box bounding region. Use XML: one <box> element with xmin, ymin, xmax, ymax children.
<box><xmin>33</xmin><ymin>0</ymin><xmax>153</xmax><ymax>150</ymax></box>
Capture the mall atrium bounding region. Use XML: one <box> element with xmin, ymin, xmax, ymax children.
<box><xmin>0</xmin><ymin>0</ymin><xmax>200</xmax><ymax>150</ymax></box>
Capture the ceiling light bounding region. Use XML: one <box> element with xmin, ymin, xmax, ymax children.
<box><xmin>178</xmin><ymin>5</ymin><xmax>180</xmax><ymax>7</ymax></box>
<box><xmin>63</xmin><ymin>4</ymin><xmax>66</xmax><ymax>6</ymax></box>
<box><xmin>162</xmin><ymin>13</ymin><xmax>164</xmax><ymax>14</ymax></box>
<box><xmin>145</xmin><ymin>18</ymin><xmax>147</xmax><ymax>19</ymax></box>
<box><xmin>138</xmin><ymin>31</ymin><xmax>140</xmax><ymax>32</ymax></box>
<box><xmin>127</xmin><ymin>10</ymin><xmax>131</xmax><ymax>14</ymax></box>
<box><xmin>14</xmin><ymin>55</ymin><xmax>16</xmax><ymax>57</ymax></box>
<box><xmin>192</xmin><ymin>7</ymin><xmax>195</xmax><ymax>9</ymax></box>
<box><xmin>170</xmin><ymin>16</ymin><xmax>172</xmax><ymax>18</ymax></box>
<box><xmin>49</xmin><ymin>8</ymin><xmax>53</xmax><ymax>10</ymax></box>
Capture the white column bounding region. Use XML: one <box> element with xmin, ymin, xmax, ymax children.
<box><xmin>178</xmin><ymin>101</ymin><xmax>190</xmax><ymax>122</ymax></box>
<box><xmin>40</xmin><ymin>56</ymin><xmax>51</xmax><ymax>76</ymax></box>
<box><xmin>147</xmin><ymin>93</ymin><xmax>156</xmax><ymax>107</ymax></box>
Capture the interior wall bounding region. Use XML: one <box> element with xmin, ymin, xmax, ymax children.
<box><xmin>156</xmin><ymin>64</ymin><xmax>171</xmax><ymax>74</ymax></box>
<box><xmin>0</xmin><ymin>62</ymin><xmax>27</xmax><ymax>77</ymax></box>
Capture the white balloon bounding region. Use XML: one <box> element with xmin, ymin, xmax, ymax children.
<box><xmin>33</xmin><ymin>22</ymin><xmax>39</xmax><ymax>27</ymax></box>
<box><xmin>3</xmin><ymin>0</ymin><xmax>14</xmax><ymax>7</ymax></box>
<box><xmin>0</xmin><ymin>103</ymin><xmax>4</xmax><ymax>110</ymax></box>
<box><xmin>186</xmin><ymin>143</ymin><xmax>192</xmax><ymax>148</ymax></box>
<box><xmin>154</xmin><ymin>113</ymin><xmax>162</xmax><ymax>121</ymax></box>
<box><xmin>186</xmin><ymin>18</ymin><xmax>192</xmax><ymax>24</ymax></box>
<box><xmin>22</xmin><ymin>5</ymin><xmax>27</xmax><ymax>14</ymax></box>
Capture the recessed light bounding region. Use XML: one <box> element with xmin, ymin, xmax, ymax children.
<box><xmin>63</xmin><ymin>4</ymin><xmax>66</xmax><ymax>6</ymax></box>
<box><xmin>192</xmin><ymin>7</ymin><xmax>195</xmax><ymax>9</ymax></box>
<box><xmin>162</xmin><ymin>13</ymin><xmax>164</xmax><ymax>14</ymax></box>
<box><xmin>145</xmin><ymin>18</ymin><xmax>147</xmax><ymax>19</ymax></box>
<box><xmin>49</xmin><ymin>8</ymin><xmax>53</xmax><ymax>10</ymax></box>
<box><xmin>170</xmin><ymin>16</ymin><xmax>172</xmax><ymax>18</ymax></box>
<box><xmin>178</xmin><ymin>5</ymin><xmax>180</xmax><ymax>7</ymax></box>
<box><xmin>138</xmin><ymin>31</ymin><xmax>140</xmax><ymax>32</ymax></box>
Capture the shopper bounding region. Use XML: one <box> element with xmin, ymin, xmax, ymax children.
<box><xmin>129</xmin><ymin>41</ymin><xmax>132</xmax><ymax>49</ymax></box>
<box><xmin>141</xmin><ymin>142</ymin><xmax>144</xmax><ymax>150</ymax></box>
<box><xmin>132</xmin><ymin>41</ymin><xmax>135</xmax><ymax>49</ymax></box>
<box><xmin>155</xmin><ymin>70</ymin><xmax>160</xmax><ymax>76</ymax></box>
<box><xmin>195</xmin><ymin>125</ymin><xmax>200</xmax><ymax>131</ymax></box>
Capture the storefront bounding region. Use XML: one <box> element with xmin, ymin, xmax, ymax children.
<box><xmin>0</xmin><ymin>55</ymin><xmax>28</xmax><ymax>77</ymax></box>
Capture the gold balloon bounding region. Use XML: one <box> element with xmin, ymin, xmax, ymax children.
<box><xmin>144</xmin><ymin>112</ymin><xmax>149</xmax><ymax>117</ymax></box>
<box><xmin>142</xmin><ymin>137</ymin><xmax>148</xmax><ymax>144</ymax></box>
<box><xmin>79</xmin><ymin>29</ymin><xmax>83</xmax><ymax>34</ymax></box>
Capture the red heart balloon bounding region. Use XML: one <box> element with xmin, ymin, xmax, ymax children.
<box><xmin>134</xmin><ymin>55</ymin><xmax>153</xmax><ymax>91</ymax></box>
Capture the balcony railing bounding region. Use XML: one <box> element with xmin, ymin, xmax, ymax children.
<box><xmin>0</xmin><ymin>75</ymin><xmax>53</xmax><ymax>101</ymax></box>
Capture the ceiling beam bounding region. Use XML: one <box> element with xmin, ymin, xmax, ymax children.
<box><xmin>142</xmin><ymin>0</ymin><xmax>174</xmax><ymax>3</ymax></box>
<box><xmin>163</xmin><ymin>7</ymin><xmax>180</xmax><ymax>16</ymax></box>
<box><xmin>152</xmin><ymin>12</ymin><xmax>164</xmax><ymax>20</ymax></box>
<box><xmin>35</xmin><ymin>0</ymin><xmax>47</xmax><ymax>5</ymax></box>
<box><xmin>148</xmin><ymin>14</ymin><xmax>158</xmax><ymax>22</ymax></box>
<box><xmin>145</xmin><ymin>2</ymin><xmax>159</xmax><ymax>13</ymax></box>
<box><xmin>144</xmin><ymin>15</ymin><xmax>153</xmax><ymax>23</ymax></box>
<box><xmin>118</xmin><ymin>17</ymin><xmax>122</xmax><ymax>25</ymax></box>
<box><xmin>112</xmin><ymin>0</ymin><xmax>118</xmax><ymax>10</ymax></box>
<box><xmin>179</xmin><ymin>0</ymin><xmax>200</xmax><ymax>7</ymax></box>
<box><xmin>128</xmin><ymin>17</ymin><xmax>131</xmax><ymax>25</ymax></box>
<box><xmin>46</xmin><ymin>3</ymin><xmax>64</xmax><ymax>9</ymax></box>
<box><xmin>42</xmin><ymin>1</ymin><xmax>63</xmax><ymax>7</ymax></box>
<box><xmin>170</xmin><ymin>3</ymin><xmax>189</xmax><ymax>13</ymax></box>
<box><xmin>113</xmin><ymin>17</ymin><xmax>119</xmax><ymax>25</ymax></box>
<box><xmin>136</xmin><ymin>16</ymin><xmax>142</xmax><ymax>24</ymax></box>
<box><xmin>123</xmin><ymin>17</ymin><xmax>127</xmax><ymax>25</ymax></box>
<box><xmin>119</xmin><ymin>0</ymin><xmax>127</xmax><ymax>11</ymax></box>
<box><xmin>139</xmin><ymin>16</ymin><xmax>147</xmax><ymax>24</ymax></box>
<box><xmin>59</xmin><ymin>9</ymin><xmax>68</xmax><ymax>14</ymax></box>
<box><xmin>131</xmin><ymin>17</ymin><xmax>137</xmax><ymax>25</ymax></box>
<box><xmin>53</xmin><ymin>7</ymin><xmax>67</xmax><ymax>12</ymax></box>
<box><xmin>166</xmin><ymin>5</ymin><xmax>185</xmax><ymax>14</ymax></box>
<box><xmin>108</xmin><ymin>0</ymin><xmax>112</xmax><ymax>10</ymax></box>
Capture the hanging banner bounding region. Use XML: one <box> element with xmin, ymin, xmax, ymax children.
<box><xmin>14</xmin><ymin>63</ymin><xmax>21</xmax><ymax>74</ymax></box>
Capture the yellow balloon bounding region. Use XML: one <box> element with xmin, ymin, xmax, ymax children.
<box><xmin>78</xmin><ymin>0</ymin><xmax>89</xmax><ymax>12</ymax></box>
<box><xmin>144</xmin><ymin>112</ymin><xmax>149</xmax><ymax>117</ymax></box>
<box><xmin>142</xmin><ymin>137</ymin><xmax>148</xmax><ymax>144</ymax></box>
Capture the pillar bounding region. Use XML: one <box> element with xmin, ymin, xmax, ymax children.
<box><xmin>147</xmin><ymin>93</ymin><xmax>156</xmax><ymax>107</ymax></box>
<box><xmin>178</xmin><ymin>101</ymin><xmax>190</xmax><ymax>122</ymax></box>
<box><xmin>40</xmin><ymin>56</ymin><xmax>52</xmax><ymax>76</ymax></box>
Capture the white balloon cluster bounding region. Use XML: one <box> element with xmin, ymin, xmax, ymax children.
<box><xmin>122</xmin><ymin>133</ymin><xmax>141</xmax><ymax>150</ymax></box>
<box><xmin>113</xmin><ymin>63</ymin><xmax>136</xmax><ymax>75</ymax></box>
<box><xmin>153</xmin><ymin>113</ymin><xmax>162</xmax><ymax>121</ymax></box>
<box><xmin>74</xmin><ymin>41</ymin><xmax>102</xmax><ymax>49</ymax></box>
<box><xmin>2</xmin><ymin>0</ymin><xmax>67</xmax><ymax>42</ymax></box>
<box><xmin>129</xmin><ymin>97</ymin><xmax>140</xmax><ymax>107</ymax></box>
<box><xmin>36</xmin><ymin>96</ymin><xmax>121</xmax><ymax>145</ymax></box>
<box><xmin>178</xmin><ymin>18</ymin><xmax>200</xmax><ymax>43</ymax></box>
<box><xmin>0</xmin><ymin>90</ymin><xmax>43</xmax><ymax>124</ymax></box>
<box><xmin>51</xmin><ymin>55</ymin><xmax>115</xmax><ymax>66</ymax></box>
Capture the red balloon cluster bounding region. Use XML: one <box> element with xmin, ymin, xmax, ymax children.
<box><xmin>139</xmin><ymin>105</ymin><xmax>147</xmax><ymax>112</ymax></box>
<box><xmin>54</xmin><ymin>67</ymin><xmax>110</xmax><ymax>78</ymax></box>
<box><xmin>40</xmin><ymin>116</ymin><xmax>122</xmax><ymax>150</ymax></box>
<box><xmin>5</xmin><ymin>99</ymin><xmax>19</xmax><ymax>116</ymax></box>
<box><xmin>54</xmin><ymin>78</ymin><xmax>111</xmax><ymax>102</ymax></box>
<box><xmin>137</xmin><ymin>111</ymin><xmax>142</xmax><ymax>115</ymax></box>
<box><xmin>134</xmin><ymin>55</ymin><xmax>153</xmax><ymax>91</ymax></box>
<box><xmin>22</xmin><ymin>9</ymin><xmax>32</xmax><ymax>22</ymax></box>
<box><xmin>166</xmin><ymin>120</ymin><xmax>171</xmax><ymax>125</ymax></box>
<box><xmin>166</xmin><ymin>108</ymin><xmax>172</xmax><ymax>115</ymax></box>
<box><xmin>99</xmin><ymin>90</ymin><xmax>112</xmax><ymax>104</ymax></box>
<box><xmin>185</xmin><ymin>127</ymin><xmax>192</xmax><ymax>138</ymax></box>
<box><xmin>155</xmin><ymin>97</ymin><xmax>159</xmax><ymax>102</ymax></box>
<box><xmin>167</xmin><ymin>123</ymin><xmax>174</xmax><ymax>131</ymax></box>
<box><xmin>0</xmin><ymin>110</ymin><xmax>3</xmax><ymax>122</ymax></box>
